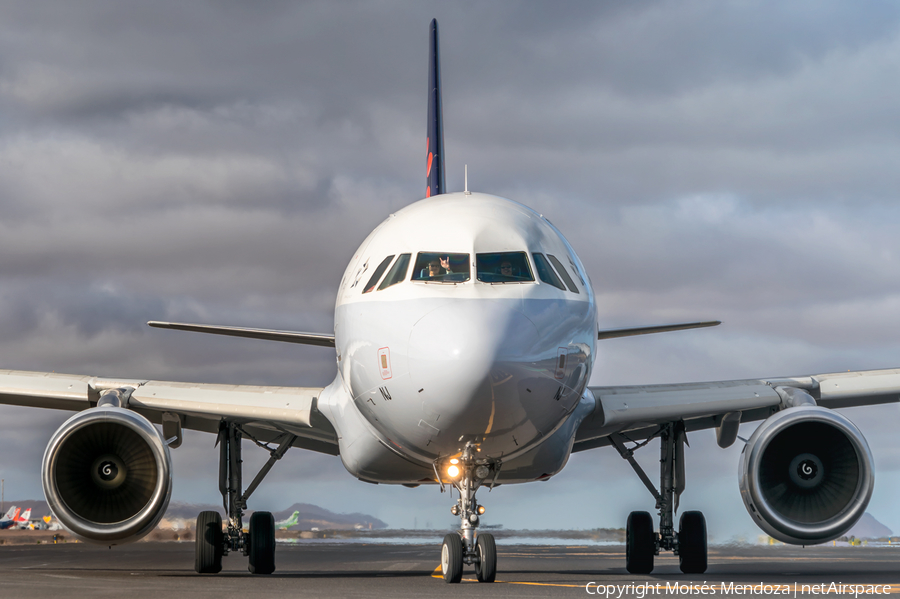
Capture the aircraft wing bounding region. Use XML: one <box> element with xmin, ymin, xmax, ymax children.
<box><xmin>574</xmin><ymin>367</ymin><xmax>900</xmax><ymax>452</ymax></box>
<box><xmin>0</xmin><ymin>370</ymin><xmax>338</xmax><ymax>455</ymax></box>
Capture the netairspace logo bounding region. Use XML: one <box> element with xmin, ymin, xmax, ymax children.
<box><xmin>584</xmin><ymin>582</ymin><xmax>894</xmax><ymax>598</ymax></box>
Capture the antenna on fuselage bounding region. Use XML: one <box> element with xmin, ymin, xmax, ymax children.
<box><xmin>465</xmin><ymin>165</ymin><xmax>470</xmax><ymax>195</ymax></box>
<box><xmin>426</xmin><ymin>18</ymin><xmax>446</xmax><ymax>198</ymax></box>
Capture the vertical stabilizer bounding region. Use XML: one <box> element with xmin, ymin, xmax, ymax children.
<box><xmin>426</xmin><ymin>18</ymin><xmax>445</xmax><ymax>198</ymax></box>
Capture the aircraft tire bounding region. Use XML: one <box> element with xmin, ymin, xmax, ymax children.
<box><xmin>474</xmin><ymin>533</ymin><xmax>497</xmax><ymax>583</ymax></box>
<box><xmin>195</xmin><ymin>511</ymin><xmax>223</xmax><ymax>574</ymax></box>
<box><xmin>248</xmin><ymin>511</ymin><xmax>276</xmax><ymax>575</ymax></box>
<box><xmin>441</xmin><ymin>533</ymin><xmax>463</xmax><ymax>583</ymax></box>
<box><xmin>678</xmin><ymin>511</ymin><xmax>708</xmax><ymax>574</ymax></box>
<box><xmin>625</xmin><ymin>511</ymin><xmax>655</xmax><ymax>574</ymax></box>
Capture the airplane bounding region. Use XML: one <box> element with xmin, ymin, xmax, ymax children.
<box><xmin>0</xmin><ymin>506</ymin><xmax>20</xmax><ymax>530</ymax></box>
<box><xmin>39</xmin><ymin>514</ymin><xmax>62</xmax><ymax>532</ymax></box>
<box><xmin>14</xmin><ymin>508</ymin><xmax>32</xmax><ymax>526</ymax></box>
<box><xmin>275</xmin><ymin>511</ymin><xmax>300</xmax><ymax>530</ymax></box>
<box><xmin>0</xmin><ymin>17</ymin><xmax>896</xmax><ymax>582</ymax></box>
<box><xmin>0</xmin><ymin>507</ymin><xmax>31</xmax><ymax>530</ymax></box>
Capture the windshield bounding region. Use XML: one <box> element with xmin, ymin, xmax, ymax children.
<box><xmin>362</xmin><ymin>255</ymin><xmax>395</xmax><ymax>293</ymax></box>
<box><xmin>476</xmin><ymin>252</ymin><xmax>534</xmax><ymax>283</ymax></box>
<box><xmin>532</xmin><ymin>253</ymin><xmax>566</xmax><ymax>290</ymax></box>
<box><xmin>378</xmin><ymin>253</ymin><xmax>411</xmax><ymax>290</ymax></box>
<box><xmin>411</xmin><ymin>252</ymin><xmax>470</xmax><ymax>282</ymax></box>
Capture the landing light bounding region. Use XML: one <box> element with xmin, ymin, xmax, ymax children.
<box><xmin>450</xmin><ymin>458</ymin><xmax>459</xmax><ymax>464</ymax></box>
<box><xmin>447</xmin><ymin>465</ymin><xmax>460</xmax><ymax>478</ymax></box>
<box><xmin>477</xmin><ymin>506</ymin><xmax>485</xmax><ymax>515</ymax></box>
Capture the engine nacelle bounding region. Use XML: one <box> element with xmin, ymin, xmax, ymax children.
<box><xmin>42</xmin><ymin>407</ymin><xmax>172</xmax><ymax>544</ymax></box>
<box><xmin>739</xmin><ymin>405</ymin><xmax>873</xmax><ymax>545</ymax></box>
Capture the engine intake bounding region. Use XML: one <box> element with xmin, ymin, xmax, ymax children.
<box><xmin>739</xmin><ymin>405</ymin><xmax>873</xmax><ymax>544</ymax></box>
<box><xmin>42</xmin><ymin>407</ymin><xmax>172</xmax><ymax>544</ymax></box>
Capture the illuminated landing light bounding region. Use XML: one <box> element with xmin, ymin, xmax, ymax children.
<box><xmin>477</xmin><ymin>506</ymin><xmax>485</xmax><ymax>515</ymax></box>
<box><xmin>447</xmin><ymin>465</ymin><xmax>460</xmax><ymax>478</ymax></box>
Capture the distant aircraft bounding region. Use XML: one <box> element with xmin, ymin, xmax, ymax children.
<box><xmin>38</xmin><ymin>514</ymin><xmax>62</xmax><ymax>531</ymax></box>
<box><xmin>15</xmin><ymin>508</ymin><xmax>31</xmax><ymax>524</ymax></box>
<box><xmin>0</xmin><ymin>506</ymin><xmax>20</xmax><ymax>530</ymax></box>
<box><xmin>274</xmin><ymin>511</ymin><xmax>300</xmax><ymax>530</ymax></box>
<box><xmin>0</xmin><ymin>17</ymin><xmax>894</xmax><ymax>583</ymax></box>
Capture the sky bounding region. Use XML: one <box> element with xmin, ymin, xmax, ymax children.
<box><xmin>2</xmin><ymin>0</ymin><xmax>900</xmax><ymax>542</ymax></box>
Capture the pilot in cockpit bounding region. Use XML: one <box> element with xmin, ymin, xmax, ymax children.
<box><xmin>424</xmin><ymin>256</ymin><xmax>452</xmax><ymax>279</ymax></box>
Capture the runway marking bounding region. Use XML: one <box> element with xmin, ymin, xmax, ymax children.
<box><xmin>42</xmin><ymin>574</ymin><xmax>82</xmax><ymax>580</ymax></box>
<box><xmin>431</xmin><ymin>565</ymin><xmax>900</xmax><ymax>592</ymax></box>
<box><xmin>485</xmin><ymin>579</ymin><xmax>582</xmax><ymax>588</ymax></box>
<box><xmin>430</xmin><ymin>565</ymin><xmax>587</xmax><ymax>588</ymax></box>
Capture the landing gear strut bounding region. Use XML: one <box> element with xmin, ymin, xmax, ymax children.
<box><xmin>438</xmin><ymin>444</ymin><xmax>498</xmax><ymax>583</ymax></box>
<box><xmin>611</xmin><ymin>422</ymin><xmax>707</xmax><ymax>574</ymax></box>
<box><xmin>195</xmin><ymin>421</ymin><xmax>295</xmax><ymax>575</ymax></box>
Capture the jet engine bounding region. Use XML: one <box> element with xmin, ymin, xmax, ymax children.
<box><xmin>739</xmin><ymin>405</ymin><xmax>873</xmax><ymax>544</ymax></box>
<box><xmin>42</xmin><ymin>406</ymin><xmax>172</xmax><ymax>544</ymax></box>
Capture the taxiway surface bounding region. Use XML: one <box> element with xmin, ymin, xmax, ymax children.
<box><xmin>1</xmin><ymin>541</ymin><xmax>899</xmax><ymax>598</ymax></box>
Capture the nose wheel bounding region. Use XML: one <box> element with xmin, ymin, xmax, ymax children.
<box><xmin>441</xmin><ymin>534</ymin><xmax>463</xmax><ymax>583</ymax></box>
<box><xmin>437</xmin><ymin>446</ymin><xmax>498</xmax><ymax>583</ymax></box>
<box><xmin>474</xmin><ymin>533</ymin><xmax>497</xmax><ymax>582</ymax></box>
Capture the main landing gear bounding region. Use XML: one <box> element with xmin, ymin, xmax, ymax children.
<box><xmin>611</xmin><ymin>422</ymin><xmax>707</xmax><ymax>574</ymax></box>
<box><xmin>195</xmin><ymin>421</ymin><xmax>296</xmax><ymax>575</ymax></box>
<box><xmin>438</xmin><ymin>444</ymin><xmax>498</xmax><ymax>584</ymax></box>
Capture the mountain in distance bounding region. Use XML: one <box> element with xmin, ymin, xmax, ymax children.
<box><xmin>271</xmin><ymin>503</ymin><xmax>387</xmax><ymax>530</ymax></box>
<box><xmin>6</xmin><ymin>499</ymin><xmax>887</xmax><ymax>538</ymax></box>
<box><xmin>846</xmin><ymin>512</ymin><xmax>892</xmax><ymax>540</ymax></box>
<box><xmin>163</xmin><ymin>501</ymin><xmax>387</xmax><ymax>530</ymax></box>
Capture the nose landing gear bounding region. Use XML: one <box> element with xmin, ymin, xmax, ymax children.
<box><xmin>438</xmin><ymin>446</ymin><xmax>498</xmax><ymax>583</ymax></box>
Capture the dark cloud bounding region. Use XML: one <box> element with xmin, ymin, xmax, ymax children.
<box><xmin>2</xmin><ymin>1</ymin><xmax>900</xmax><ymax>537</ymax></box>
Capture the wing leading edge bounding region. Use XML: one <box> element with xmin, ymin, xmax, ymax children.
<box><xmin>147</xmin><ymin>321</ymin><xmax>335</xmax><ymax>347</ymax></box>
<box><xmin>597</xmin><ymin>320</ymin><xmax>720</xmax><ymax>340</ymax></box>
<box><xmin>575</xmin><ymin>367</ymin><xmax>900</xmax><ymax>452</ymax></box>
<box><xmin>0</xmin><ymin>370</ymin><xmax>338</xmax><ymax>455</ymax></box>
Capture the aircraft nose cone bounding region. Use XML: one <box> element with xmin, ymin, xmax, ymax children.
<box><xmin>408</xmin><ymin>300</ymin><xmax>541</xmax><ymax>428</ymax></box>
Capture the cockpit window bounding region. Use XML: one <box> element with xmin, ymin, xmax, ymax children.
<box><xmin>532</xmin><ymin>253</ymin><xmax>566</xmax><ymax>290</ymax></box>
<box><xmin>476</xmin><ymin>252</ymin><xmax>534</xmax><ymax>283</ymax></box>
<box><xmin>378</xmin><ymin>253</ymin><xmax>411</xmax><ymax>290</ymax></box>
<box><xmin>547</xmin><ymin>254</ymin><xmax>579</xmax><ymax>293</ymax></box>
<box><xmin>568</xmin><ymin>255</ymin><xmax>586</xmax><ymax>286</ymax></box>
<box><xmin>411</xmin><ymin>252</ymin><xmax>470</xmax><ymax>282</ymax></box>
<box><xmin>362</xmin><ymin>255</ymin><xmax>395</xmax><ymax>293</ymax></box>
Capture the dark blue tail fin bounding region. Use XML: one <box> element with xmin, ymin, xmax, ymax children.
<box><xmin>426</xmin><ymin>18</ymin><xmax>445</xmax><ymax>198</ymax></box>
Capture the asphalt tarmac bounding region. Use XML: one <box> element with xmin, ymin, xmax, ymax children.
<box><xmin>2</xmin><ymin>541</ymin><xmax>900</xmax><ymax>598</ymax></box>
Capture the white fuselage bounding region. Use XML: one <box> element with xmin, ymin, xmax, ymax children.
<box><xmin>316</xmin><ymin>193</ymin><xmax>597</xmax><ymax>485</ymax></box>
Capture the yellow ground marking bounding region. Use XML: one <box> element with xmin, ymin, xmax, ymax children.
<box><xmin>432</xmin><ymin>565</ymin><xmax>900</xmax><ymax>592</ymax></box>
<box><xmin>431</xmin><ymin>564</ymin><xmax>590</xmax><ymax>588</ymax></box>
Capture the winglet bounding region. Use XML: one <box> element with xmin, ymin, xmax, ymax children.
<box><xmin>426</xmin><ymin>18</ymin><xmax>445</xmax><ymax>198</ymax></box>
